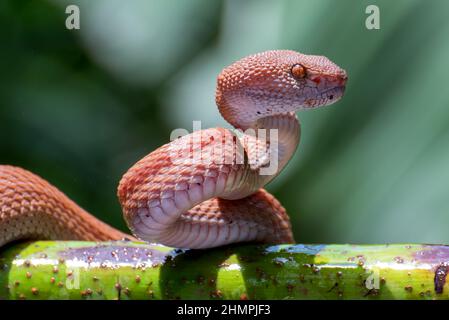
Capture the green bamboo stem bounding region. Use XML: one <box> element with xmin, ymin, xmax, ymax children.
<box><xmin>0</xmin><ymin>241</ymin><xmax>448</xmax><ymax>300</ymax></box>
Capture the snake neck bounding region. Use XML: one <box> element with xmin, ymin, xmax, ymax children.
<box><xmin>215</xmin><ymin>91</ymin><xmax>301</xmax><ymax>200</ymax></box>
<box><xmin>252</xmin><ymin>112</ymin><xmax>301</xmax><ymax>177</ymax></box>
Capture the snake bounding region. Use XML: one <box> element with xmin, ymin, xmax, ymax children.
<box><xmin>0</xmin><ymin>50</ymin><xmax>347</xmax><ymax>249</ymax></box>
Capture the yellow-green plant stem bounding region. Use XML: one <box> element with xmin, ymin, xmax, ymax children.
<box><xmin>0</xmin><ymin>241</ymin><xmax>448</xmax><ymax>300</ymax></box>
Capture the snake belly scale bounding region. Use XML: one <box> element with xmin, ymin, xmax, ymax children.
<box><xmin>0</xmin><ymin>50</ymin><xmax>347</xmax><ymax>249</ymax></box>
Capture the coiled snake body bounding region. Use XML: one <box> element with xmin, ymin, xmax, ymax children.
<box><xmin>0</xmin><ymin>50</ymin><xmax>347</xmax><ymax>249</ymax></box>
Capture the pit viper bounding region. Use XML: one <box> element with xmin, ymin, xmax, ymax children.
<box><xmin>0</xmin><ymin>50</ymin><xmax>347</xmax><ymax>249</ymax></box>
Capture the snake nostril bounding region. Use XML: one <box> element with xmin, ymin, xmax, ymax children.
<box><xmin>338</xmin><ymin>74</ymin><xmax>348</xmax><ymax>85</ymax></box>
<box><xmin>329</xmin><ymin>95</ymin><xmax>334</xmax><ymax>100</ymax></box>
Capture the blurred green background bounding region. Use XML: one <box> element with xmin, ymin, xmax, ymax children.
<box><xmin>1</xmin><ymin>0</ymin><xmax>449</xmax><ymax>244</ymax></box>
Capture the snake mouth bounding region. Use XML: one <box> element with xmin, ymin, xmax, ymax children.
<box><xmin>323</xmin><ymin>85</ymin><xmax>345</xmax><ymax>95</ymax></box>
<box><xmin>321</xmin><ymin>85</ymin><xmax>345</xmax><ymax>104</ymax></box>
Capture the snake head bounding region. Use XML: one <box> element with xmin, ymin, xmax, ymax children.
<box><xmin>216</xmin><ymin>50</ymin><xmax>347</xmax><ymax>129</ymax></box>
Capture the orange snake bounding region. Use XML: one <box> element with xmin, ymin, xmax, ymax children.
<box><xmin>0</xmin><ymin>50</ymin><xmax>347</xmax><ymax>249</ymax></box>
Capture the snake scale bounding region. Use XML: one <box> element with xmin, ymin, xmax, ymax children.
<box><xmin>0</xmin><ymin>50</ymin><xmax>347</xmax><ymax>249</ymax></box>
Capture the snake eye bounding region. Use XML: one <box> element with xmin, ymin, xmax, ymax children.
<box><xmin>291</xmin><ymin>64</ymin><xmax>306</xmax><ymax>79</ymax></box>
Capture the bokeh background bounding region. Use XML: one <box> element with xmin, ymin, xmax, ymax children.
<box><xmin>1</xmin><ymin>0</ymin><xmax>449</xmax><ymax>244</ymax></box>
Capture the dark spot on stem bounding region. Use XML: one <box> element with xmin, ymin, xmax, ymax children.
<box><xmin>434</xmin><ymin>263</ymin><xmax>448</xmax><ymax>294</ymax></box>
<box><xmin>327</xmin><ymin>282</ymin><xmax>338</xmax><ymax>293</ymax></box>
<box><xmin>363</xmin><ymin>288</ymin><xmax>379</xmax><ymax>297</ymax></box>
<box><xmin>115</xmin><ymin>283</ymin><xmax>122</xmax><ymax>299</ymax></box>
